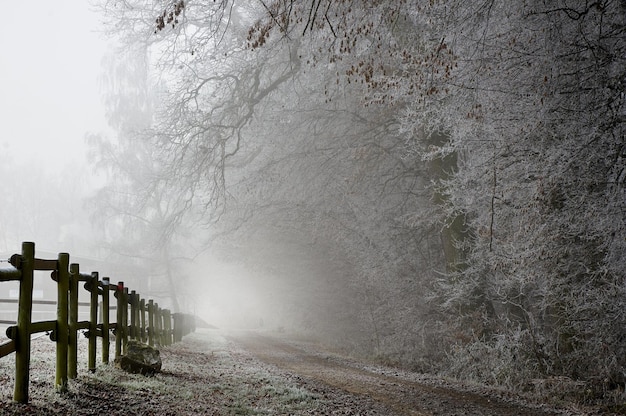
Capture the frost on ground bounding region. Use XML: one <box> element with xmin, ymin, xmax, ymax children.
<box><xmin>0</xmin><ymin>329</ymin><xmax>619</xmax><ymax>415</ymax></box>
<box><xmin>0</xmin><ymin>329</ymin><xmax>386</xmax><ymax>415</ymax></box>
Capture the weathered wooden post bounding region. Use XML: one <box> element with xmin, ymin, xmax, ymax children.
<box><xmin>55</xmin><ymin>253</ymin><xmax>70</xmax><ymax>393</ymax></box>
<box><xmin>168</xmin><ymin>310</ymin><xmax>174</xmax><ymax>345</ymax></box>
<box><xmin>139</xmin><ymin>298</ymin><xmax>146</xmax><ymax>343</ymax></box>
<box><xmin>88</xmin><ymin>272</ymin><xmax>98</xmax><ymax>372</ymax></box>
<box><xmin>129</xmin><ymin>290</ymin><xmax>138</xmax><ymax>340</ymax></box>
<box><xmin>115</xmin><ymin>282</ymin><xmax>124</xmax><ymax>359</ymax></box>
<box><xmin>181</xmin><ymin>314</ymin><xmax>188</xmax><ymax>338</ymax></box>
<box><xmin>68</xmin><ymin>263</ymin><xmax>80</xmax><ymax>379</ymax></box>
<box><xmin>122</xmin><ymin>287</ymin><xmax>129</xmax><ymax>354</ymax></box>
<box><xmin>154</xmin><ymin>303</ymin><xmax>161</xmax><ymax>347</ymax></box>
<box><xmin>163</xmin><ymin>309</ymin><xmax>172</xmax><ymax>346</ymax></box>
<box><xmin>134</xmin><ymin>294</ymin><xmax>140</xmax><ymax>341</ymax></box>
<box><xmin>173</xmin><ymin>313</ymin><xmax>182</xmax><ymax>343</ymax></box>
<box><xmin>0</xmin><ymin>253</ymin><xmax>21</xmax><ymax>359</ymax></box>
<box><xmin>160</xmin><ymin>305</ymin><xmax>165</xmax><ymax>345</ymax></box>
<box><xmin>14</xmin><ymin>242</ymin><xmax>35</xmax><ymax>403</ymax></box>
<box><xmin>185</xmin><ymin>315</ymin><xmax>191</xmax><ymax>335</ymax></box>
<box><xmin>184</xmin><ymin>314</ymin><xmax>190</xmax><ymax>337</ymax></box>
<box><xmin>147</xmin><ymin>299</ymin><xmax>155</xmax><ymax>347</ymax></box>
<box><xmin>101</xmin><ymin>277</ymin><xmax>110</xmax><ymax>364</ymax></box>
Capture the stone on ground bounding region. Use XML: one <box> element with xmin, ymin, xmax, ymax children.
<box><xmin>115</xmin><ymin>340</ymin><xmax>162</xmax><ymax>375</ymax></box>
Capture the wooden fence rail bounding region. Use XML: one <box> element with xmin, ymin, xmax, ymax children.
<box><xmin>0</xmin><ymin>242</ymin><xmax>196</xmax><ymax>403</ymax></box>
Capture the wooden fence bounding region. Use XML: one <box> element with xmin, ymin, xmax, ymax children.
<box><xmin>0</xmin><ymin>242</ymin><xmax>195</xmax><ymax>403</ymax></box>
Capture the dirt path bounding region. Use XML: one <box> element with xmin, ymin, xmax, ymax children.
<box><xmin>225</xmin><ymin>330</ymin><xmax>566</xmax><ymax>416</ymax></box>
<box><xmin>0</xmin><ymin>329</ymin><xmax>600</xmax><ymax>415</ymax></box>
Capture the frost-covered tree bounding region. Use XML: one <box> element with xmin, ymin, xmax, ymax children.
<box><xmin>88</xmin><ymin>45</ymin><xmax>203</xmax><ymax>311</ymax></box>
<box><xmin>248</xmin><ymin>0</ymin><xmax>626</xmax><ymax>390</ymax></box>
<box><xmin>95</xmin><ymin>0</ymin><xmax>446</xmax><ymax>359</ymax></box>
<box><xmin>94</xmin><ymin>0</ymin><xmax>626</xmax><ymax>397</ymax></box>
<box><xmin>415</xmin><ymin>1</ymin><xmax>626</xmax><ymax>388</ymax></box>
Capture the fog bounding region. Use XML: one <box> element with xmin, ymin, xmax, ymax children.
<box><xmin>0</xmin><ymin>2</ymin><xmax>393</xmax><ymax>346</ymax></box>
<box><xmin>0</xmin><ymin>2</ymin><xmax>109</xmax><ymax>167</ymax></box>
<box><xmin>0</xmin><ymin>2</ymin><xmax>109</xmax><ymax>251</ymax></box>
<box><xmin>183</xmin><ymin>232</ymin><xmax>360</xmax><ymax>334</ymax></box>
<box><xmin>1</xmin><ymin>1</ymin><xmax>624</xmax><ymax>395</ymax></box>
<box><xmin>191</xmin><ymin>257</ymin><xmax>273</xmax><ymax>329</ymax></box>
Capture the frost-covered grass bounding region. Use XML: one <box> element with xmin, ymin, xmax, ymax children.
<box><xmin>0</xmin><ymin>329</ymin><xmax>326</xmax><ymax>415</ymax></box>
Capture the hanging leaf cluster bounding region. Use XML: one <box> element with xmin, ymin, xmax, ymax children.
<box><xmin>155</xmin><ymin>0</ymin><xmax>185</xmax><ymax>33</ymax></box>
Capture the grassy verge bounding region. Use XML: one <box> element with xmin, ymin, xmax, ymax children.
<box><xmin>0</xmin><ymin>330</ymin><xmax>325</xmax><ymax>415</ymax></box>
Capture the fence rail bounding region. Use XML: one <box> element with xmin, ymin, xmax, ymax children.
<box><xmin>0</xmin><ymin>242</ymin><xmax>195</xmax><ymax>403</ymax></box>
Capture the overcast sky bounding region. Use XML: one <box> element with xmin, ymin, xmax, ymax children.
<box><xmin>0</xmin><ymin>1</ymin><xmax>110</xmax><ymax>170</ymax></box>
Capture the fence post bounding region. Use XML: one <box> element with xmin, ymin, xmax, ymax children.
<box><xmin>133</xmin><ymin>294</ymin><xmax>140</xmax><ymax>341</ymax></box>
<box><xmin>139</xmin><ymin>298</ymin><xmax>146</xmax><ymax>343</ymax></box>
<box><xmin>4</xmin><ymin>242</ymin><xmax>190</xmax><ymax>402</ymax></box>
<box><xmin>160</xmin><ymin>306</ymin><xmax>167</xmax><ymax>346</ymax></box>
<box><xmin>122</xmin><ymin>287</ymin><xmax>129</xmax><ymax>354</ymax></box>
<box><xmin>101</xmin><ymin>277</ymin><xmax>110</xmax><ymax>364</ymax></box>
<box><xmin>173</xmin><ymin>313</ymin><xmax>182</xmax><ymax>343</ymax></box>
<box><xmin>162</xmin><ymin>309</ymin><xmax>167</xmax><ymax>346</ymax></box>
<box><xmin>55</xmin><ymin>253</ymin><xmax>70</xmax><ymax>393</ymax></box>
<box><xmin>14</xmin><ymin>242</ymin><xmax>35</xmax><ymax>403</ymax></box>
<box><xmin>159</xmin><ymin>305</ymin><xmax>163</xmax><ymax>345</ymax></box>
<box><xmin>163</xmin><ymin>309</ymin><xmax>172</xmax><ymax>346</ymax></box>
<box><xmin>148</xmin><ymin>299</ymin><xmax>154</xmax><ymax>347</ymax></box>
<box><xmin>68</xmin><ymin>263</ymin><xmax>79</xmax><ymax>379</ymax></box>
<box><xmin>182</xmin><ymin>314</ymin><xmax>187</xmax><ymax>338</ymax></box>
<box><xmin>129</xmin><ymin>290</ymin><xmax>137</xmax><ymax>340</ymax></box>
<box><xmin>88</xmin><ymin>272</ymin><xmax>98</xmax><ymax>372</ymax></box>
<box><xmin>115</xmin><ymin>282</ymin><xmax>124</xmax><ymax>359</ymax></box>
<box><xmin>154</xmin><ymin>303</ymin><xmax>161</xmax><ymax>346</ymax></box>
<box><xmin>159</xmin><ymin>305</ymin><xmax>165</xmax><ymax>346</ymax></box>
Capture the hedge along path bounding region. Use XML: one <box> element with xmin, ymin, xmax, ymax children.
<box><xmin>0</xmin><ymin>241</ymin><xmax>196</xmax><ymax>403</ymax></box>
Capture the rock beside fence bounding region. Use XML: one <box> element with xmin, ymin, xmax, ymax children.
<box><xmin>115</xmin><ymin>340</ymin><xmax>162</xmax><ymax>375</ymax></box>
